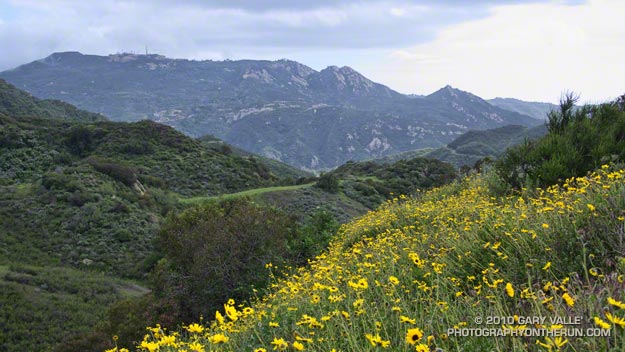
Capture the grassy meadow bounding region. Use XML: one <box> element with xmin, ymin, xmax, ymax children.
<box><xmin>180</xmin><ymin>183</ymin><xmax>315</xmax><ymax>204</ymax></box>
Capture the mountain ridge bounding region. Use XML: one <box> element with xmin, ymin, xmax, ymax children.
<box><xmin>1</xmin><ymin>51</ymin><xmax>541</xmax><ymax>169</ymax></box>
<box><xmin>487</xmin><ymin>97</ymin><xmax>557</xmax><ymax>120</ymax></box>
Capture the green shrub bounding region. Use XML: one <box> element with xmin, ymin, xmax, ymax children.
<box><xmin>41</xmin><ymin>171</ymin><xmax>80</xmax><ymax>192</ymax></box>
<box><xmin>154</xmin><ymin>198</ymin><xmax>299</xmax><ymax>322</ymax></box>
<box><xmin>118</xmin><ymin>140</ymin><xmax>153</xmax><ymax>155</ymax></box>
<box><xmin>315</xmin><ymin>173</ymin><xmax>339</xmax><ymax>193</ymax></box>
<box><xmin>65</xmin><ymin>125</ymin><xmax>99</xmax><ymax>156</ymax></box>
<box><xmin>66</xmin><ymin>190</ymin><xmax>97</xmax><ymax>207</ymax></box>
<box><xmin>289</xmin><ymin>209</ymin><xmax>339</xmax><ymax>264</ymax></box>
<box><xmin>496</xmin><ymin>95</ymin><xmax>625</xmax><ymax>189</ymax></box>
<box><xmin>87</xmin><ymin>157</ymin><xmax>137</xmax><ymax>186</ymax></box>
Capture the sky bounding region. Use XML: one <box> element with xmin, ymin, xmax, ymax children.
<box><xmin>0</xmin><ymin>0</ymin><xmax>622</xmax><ymax>103</ymax></box>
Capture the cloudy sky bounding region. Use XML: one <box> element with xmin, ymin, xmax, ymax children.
<box><xmin>0</xmin><ymin>0</ymin><xmax>622</xmax><ymax>103</ymax></box>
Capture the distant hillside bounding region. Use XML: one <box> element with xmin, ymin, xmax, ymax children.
<box><xmin>327</xmin><ymin>157</ymin><xmax>457</xmax><ymax>209</ymax></box>
<box><xmin>198</xmin><ymin>135</ymin><xmax>310</xmax><ymax>181</ymax></box>
<box><xmin>181</xmin><ymin>155</ymin><xmax>458</xmax><ymax>223</ymax></box>
<box><xmin>377</xmin><ymin>124</ymin><xmax>548</xmax><ymax>168</ymax></box>
<box><xmin>429</xmin><ymin>124</ymin><xmax>548</xmax><ymax>167</ymax></box>
<box><xmin>447</xmin><ymin>124</ymin><xmax>547</xmax><ymax>152</ymax></box>
<box><xmin>1</xmin><ymin>52</ymin><xmax>540</xmax><ymax>169</ymax></box>
<box><xmin>488</xmin><ymin>97</ymin><xmax>557</xmax><ymax>120</ymax></box>
<box><xmin>0</xmin><ymin>78</ymin><xmax>105</xmax><ymax>122</ymax></box>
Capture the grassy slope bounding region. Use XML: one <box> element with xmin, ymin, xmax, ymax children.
<box><xmin>136</xmin><ymin>166</ymin><xmax>625</xmax><ymax>351</ymax></box>
<box><xmin>181</xmin><ymin>156</ymin><xmax>458</xmax><ymax>225</ymax></box>
<box><xmin>181</xmin><ymin>183</ymin><xmax>315</xmax><ymax>204</ymax></box>
<box><xmin>257</xmin><ymin>186</ymin><xmax>372</xmax><ymax>224</ymax></box>
<box><xmin>180</xmin><ymin>183</ymin><xmax>373</xmax><ymax>225</ymax></box>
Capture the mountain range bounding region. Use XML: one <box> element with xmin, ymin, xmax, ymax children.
<box><xmin>0</xmin><ymin>52</ymin><xmax>545</xmax><ymax>170</ymax></box>
<box><xmin>487</xmin><ymin>97</ymin><xmax>557</xmax><ymax>120</ymax></box>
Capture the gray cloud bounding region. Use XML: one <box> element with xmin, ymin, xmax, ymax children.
<box><xmin>0</xmin><ymin>0</ymin><xmax>576</xmax><ymax>71</ymax></box>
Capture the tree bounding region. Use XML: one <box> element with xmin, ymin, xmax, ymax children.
<box><xmin>316</xmin><ymin>173</ymin><xmax>339</xmax><ymax>193</ymax></box>
<box><xmin>154</xmin><ymin>198</ymin><xmax>298</xmax><ymax>322</ymax></box>
<box><xmin>547</xmin><ymin>91</ymin><xmax>579</xmax><ymax>134</ymax></box>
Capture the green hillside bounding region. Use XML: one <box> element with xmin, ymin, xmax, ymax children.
<box><xmin>198</xmin><ymin>135</ymin><xmax>311</xmax><ymax>182</ymax></box>
<box><xmin>0</xmin><ymin>82</ymin><xmax>310</xmax><ymax>352</ymax></box>
<box><xmin>0</xmin><ymin>116</ymin><xmax>304</xmax><ymax>273</ymax></box>
<box><xmin>328</xmin><ymin>157</ymin><xmax>457</xmax><ymax>209</ymax></box>
<box><xmin>0</xmin><ymin>79</ymin><xmax>105</xmax><ymax>122</ymax></box>
<box><xmin>379</xmin><ymin>124</ymin><xmax>548</xmax><ymax>168</ymax></box>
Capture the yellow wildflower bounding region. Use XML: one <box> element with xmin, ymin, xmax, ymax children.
<box><xmin>400</xmin><ymin>315</ymin><xmax>416</xmax><ymax>324</ymax></box>
<box><xmin>608</xmin><ymin>297</ymin><xmax>625</xmax><ymax>310</ymax></box>
<box><xmin>185</xmin><ymin>323</ymin><xmax>204</xmax><ymax>334</ymax></box>
<box><xmin>188</xmin><ymin>341</ymin><xmax>205</xmax><ymax>352</ymax></box>
<box><xmin>208</xmin><ymin>333</ymin><xmax>229</xmax><ymax>344</ymax></box>
<box><xmin>594</xmin><ymin>317</ymin><xmax>611</xmax><ymax>329</ymax></box>
<box><xmin>605</xmin><ymin>312</ymin><xmax>625</xmax><ymax>328</ymax></box>
<box><xmin>292</xmin><ymin>341</ymin><xmax>305</xmax><ymax>351</ymax></box>
<box><xmin>405</xmin><ymin>327</ymin><xmax>424</xmax><ymax>345</ymax></box>
<box><xmin>505</xmin><ymin>282</ymin><xmax>514</xmax><ymax>298</ymax></box>
<box><xmin>562</xmin><ymin>292</ymin><xmax>575</xmax><ymax>307</ymax></box>
<box><xmin>415</xmin><ymin>343</ymin><xmax>429</xmax><ymax>352</ymax></box>
<box><xmin>365</xmin><ymin>333</ymin><xmax>391</xmax><ymax>348</ymax></box>
<box><xmin>271</xmin><ymin>337</ymin><xmax>288</xmax><ymax>351</ymax></box>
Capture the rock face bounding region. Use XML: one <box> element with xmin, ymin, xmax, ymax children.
<box><xmin>1</xmin><ymin>52</ymin><xmax>541</xmax><ymax>170</ymax></box>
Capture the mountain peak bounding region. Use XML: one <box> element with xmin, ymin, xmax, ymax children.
<box><xmin>41</xmin><ymin>51</ymin><xmax>84</xmax><ymax>62</ymax></box>
<box><xmin>309</xmin><ymin>65</ymin><xmax>399</xmax><ymax>99</ymax></box>
<box><xmin>48</xmin><ymin>51</ymin><xmax>84</xmax><ymax>57</ymax></box>
<box><xmin>428</xmin><ymin>85</ymin><xmax>480</xmax><ymax>101</ymax></box>
<box><xmin>320</xmin><ymin>65</ymin><xmax>360</xmax><ymax>75</ymax></box>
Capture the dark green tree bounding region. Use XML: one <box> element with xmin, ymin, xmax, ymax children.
<box><xmin>154</xmin><ymin>198</ymin><xmax>298</xmax><ymax>322</ymax></box>
<box><xmin>315</xmin><ymin>172</ymin><xmax>339</xmax><ymax>193</ymax></box>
